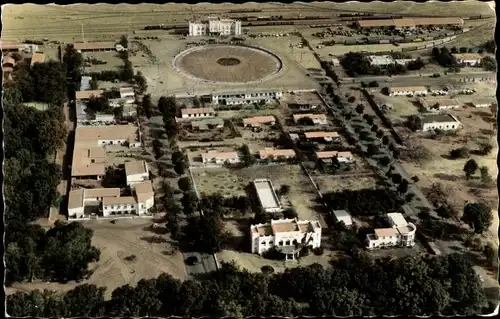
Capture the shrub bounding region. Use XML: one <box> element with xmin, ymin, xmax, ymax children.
<box><xmin>300</xmin><ymin>246</ymin><xmax>310</xmax><ymax>257</ymax></box>
<box><xmin>313</xmin><ymin>247</ymin><xmax>325</xmax><ymax>256</ymax></box>
<box><xmin>262</xmin><ymin>247</ymin><xmax>285</xmax><ymax>260</ymax></box>
<box><xmin>261</xmin><ymin>265</ymin><xmax>275</xmax><ymax>275</ymax></box>
<box><xmin>449</xmin><ymin>147</ymin><xmax>470</xmax><ymax>159</ymax></box>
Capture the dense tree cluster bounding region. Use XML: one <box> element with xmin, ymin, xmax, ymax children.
<box><xmin>431</xmin><ymin>47</ymin><xmax>458</xmax><ymax>67</ymax></box>
<box><xmin>63</xmin><ymin>44</ymin><xmax>84</xmax><ymax>95</ymax></box>
<box><xmin>341</xmin><ymin>52</ymin><xmax>407</xmax><ymax>77</ymax></box>
<box><xmin>482</xmin><ymin>40</ymin><xmax>495</xmax><ymax>54</ymax></box>
<box><xmin>159</xmin><ymin>95</ymin><xmax>179</xmax><ymax>138</ymax></box>
<box><xmin>323</xmin><ymin>188</ymin><xmax>403</xmax><ymax>216</ymax></box>
<box><xmin>6</xmin><ymin>221</ymin><xmax>100</xmax><ymax>284</ymax></box>
<box><xmin>14</xmin><ymin>60</ymin><xmax>67</xmax><ymax>105</ymax></box>
<box><xmin>239</xmin><ymin>144</ymin><xmax>256</xmax><ymax>167</ymax></box>
<box><xmin>7</xmin><ymin>253</ymin><xmax>489</xmax><ymax>317</ymax></box>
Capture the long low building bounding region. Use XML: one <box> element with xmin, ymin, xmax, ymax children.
<box><xmin>304</xmin><ymin>131</ymin><xmax>340</xmax><ymax>142</ymax></box>
<box><xmin>211</xmin><ymin>91</ymin><xmax>283</xmax><ymax>105</ymax></box>
<box><xmin>419</xmin><ymin>113</ymin><xmax>462</xmax><ymax>132</ymax></box>
<box><xmin>253</xmin><ymin>179</ymin><xmax>282</xmax><ymax>213</ymax></box>
<box><xmin>259</xmin><ymin>148</ymin><xmax>296</xmax><ymax>161</ymax></box>
<box><xmin>73</xmin><ymin>42</ymin><xmax>117</xmax><ymax>52</ymax></box>
<box><xmin>419</xmin><ymin>97</ymin><xmax>461</xmax><ymax>111</ymax></box>
<box><xmin>356</xmin><ymin>17</ymin><xmax>464</xmax><ymax>30</ymax></box>
<box><xmin>201</xmin><ymin>150</ymin><xmax>240</xmax><ymax>165</ymax></box>
<box><xmin>316</xmin><ymin>151</ymin><xmax>354</xmax><ymax>163</ymax></box>
<box><xmin>251</xmin><ymin>218</ymin><xmax>322</xmax><ymax>260</ymax></box>
<box><xmin>388</xmin><ymin>86</ymin><xmax>428</xmax><ymax>97</ymax></box>
<box><xmin>181</xmin><ymin>107</ymin><xmax>215</xmax><ymax>119</ymax></box>
<box><xmin>243</xmin><ymin>115</ymin><xmax>276</xmax><ymax>128</ymax></box>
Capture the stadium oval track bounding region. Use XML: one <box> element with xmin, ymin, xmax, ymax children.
<box><xmin>172</xmin><ymin>44</ymin><xmax>283</xmax><ymax>85</ymax></box>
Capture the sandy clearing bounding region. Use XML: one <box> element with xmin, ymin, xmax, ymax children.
<box><xmin>6</xmin><ymin>218</ymin><xmax>188</xmax><ymax>299</ymax></box>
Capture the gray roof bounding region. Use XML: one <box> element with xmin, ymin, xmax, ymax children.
<box><xmin>421</xmin><ymin>114</ymin><xmax>458</xmax><ymax>124</ymax></box>
<box><xmin>80</xmin><ymin>76</ymin><xmax>92</xmax><ymax>91</ymax></box>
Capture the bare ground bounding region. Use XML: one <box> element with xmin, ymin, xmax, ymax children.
<box><xmin>6</xmin><ymin>218</ymin><xmax>188</xmax><ymax>299</ymax></box>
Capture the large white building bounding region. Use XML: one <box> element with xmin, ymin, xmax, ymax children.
<box><xmin>253</xmin><ymin>179</ymin><xmax>282</xmax><ymax>213</ymax></box>
<box><xmin>68</xmin><ymin>180</ymin><xmax>155</xmax><ymax>219</ymax></box>
<box><xmin>420</xmin><ymin>114</ymin><xmax>462</xmax><ymax>132</ymax></box>
<box><xmin>250</xmin><ymin>218</ymin><xmax>322</xmax><ymax>260</ymax></box>
<box><xmin>367</xmin><ymin>55</ymin><xmax>395</xmax><ymax>66</ymax></box>
<box><xmin>366</xmin><ymin>212</ymin><xmax>416</xmax><ymax>249</ymax></box>
<box><xmin>211</xmin><ymin>91</ymin><xmax>283</xmax><ymax>105</ymax></box>
<box><xmin>452</xmin><ymin>53</ymin><xmax>483</xmax><ymax>67</ymax></box>
<box><xmin>189</xmin><ymin>16</ymin><xmax>242</xmax><ymax>36</ymax></box>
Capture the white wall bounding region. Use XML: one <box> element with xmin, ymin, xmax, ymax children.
<box><xmin>127</xmin><ymin>172</ymin><xmax>149</xmax><ymax>186</ymax></box>
<box><xmin>102</xmin><ymin>202</ymin><xmax>138</xmax><ymax>216</ymax></box>
<box><xmin>68</xmin><ymin>207</ymin><xmax>85</xmax><ymax>219</ymax></box>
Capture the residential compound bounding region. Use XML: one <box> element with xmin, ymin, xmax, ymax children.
<box><xmin>366</xmin><ymin>213</ymin><xmax>416</xmax><ymax>249</ymax></box>
<box><xmin>452</xmin><ymin>53</ymin><xmax>483</xmax><ymax>66</ymax></box>
<box><xmin>68</xmin><ymin>122</ymin><xmax>154</xmax><ymax>219</ymax></box>
<box><xmin>250</xmin><ymin>218</ymin><xmax>322</xmax><ymax>260</ymax></box>
<box><xmin>188</xmin><ymin>16</ymin><xmax>242</xmax><ymax>36</ymax></box>
<box><xmin>181</xmin><ymin>107</ymin><xmax>215</xmax><ymax>119</ymax></box>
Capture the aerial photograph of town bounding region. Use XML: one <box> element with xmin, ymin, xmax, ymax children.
<box><xmin>2</xmin><ymin>0</ymin><xmax>498</xmax><ymax>316</ymax></box>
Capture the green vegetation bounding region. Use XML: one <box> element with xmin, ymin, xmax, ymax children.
<box><xmin>462</xmin><ymin>202</ymin><xmax>493</xmax><ymax>234</ymax></box>
<box><xmin>341</xmin><ymin>52</ymin><xmax>407</xmax><ymax>77</ymax></box>
<box><xmin>323</xmin><ymin>188</ymin><xmax>403</xmax><ymax>216</ymax></box>
<box><xmin>7</xmin><ymin>253</ymin><xmax>489</xmax><ymax>316</ymax></box>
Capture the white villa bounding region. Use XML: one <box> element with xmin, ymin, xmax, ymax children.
<box><xmin>201</xmin><ymin>151</ymin><xmax>241</xmax><ymax>165</ymax></box>
<box><xmin>189</xmin><ymin>16</ymin><xmax>242</xmax><ymax>36</ymax></box>
<box><xmin>420</xmin><ymin>114</ymin><xmax>462</xmax><ymax>132</ymax></box>
<box><xmin>366</xmin><ymin>212</ymin><xmax>416</xmax><ymax>249</ymax></box>
<box><xmin>251</xmin><ymin>218</ymin><xmax>322</xmax><ymax>260</ymax></box>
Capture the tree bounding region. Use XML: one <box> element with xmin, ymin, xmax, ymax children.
<box><xmin>366</xmin><ymin>144</ymin><xmax>378</xmax><ymax>156</ymax></box>
<box><xmin>355</xmin><ymin>104</ymin><xmax>364</xmax><ymax>114</ymax></box>
<box><xmin>449</xmin><ymin>147</ymin><xmax>469</xmax><ymax>159</ymax></box>
<box><xmin>239</xmin><ymin>144</ymin><xmax>256</xmax><ymax>167</ymax></box>
<box><xmin>411</xmin><ymin>175</ymin><xmax>420</xmax><ymax>183</ymax></box>
<box><xmin>174</xmin><ymin>160</ymin><xmax>186</xmax><ymax>175</ymax></box>
<box><xmin>479</xmin><ymin>166</ymin><xmax>492</xmax><ymax>184</ymax></box>
<box><xmin>382</xmin><ymin>135</ymin><xmax>390</xmax><ymax>145</ymax></box>
<box><xmin>463</xmin><ymin>159</ymin><xmax>479</xmax><ymax>179</ymax></box>
<box><xmin>371</xmin><ymin>124</ymin><xmax>379</xmax><ymax>132</ymax></box>
<box><xmin>379</xmin><ymin>156</ymin><xmax>390</xmax><ymax>166</ymax></box>
<box><xmin>121</xmin><ymin>60</ymin><xmax>134</xmax><ymax>81</ymax></box>
<box><xmin>181</xmin><ymin>191</ymin><xmax>198</xmax><ymax>216</ymax></box>
<box><xmin>142</xmin><ymin>94</ymin><xmax>153</xmax><ymax>119</ymax></box>
<box><xmin>391</xmin><ymin>173</ymin><xmax>403</xmax><ymax>184</ymax></box>
<box><xmin>178</xmin><ymin>177</ymin><xmax>192</xmax><ymax>192</ymax></box>
<box><xmin>397</xmin><ymin>179</ymin><xmax>409</xmax><ymax>194</ymax></box>
<box><xmin>482</xmin><ymin>40</ymin><xmax>495</xmax><ymax>54</ymax></box>
<box><xmin>481</xmin><ymin>56</ymin><xmax>496</xmax><ymax>71</ymax></box>
<box><xmin>63</xmin><ymin>284</ymin><xmax>105</xmax><ymax>317</ymax></box>
<box><xmin>134</xmin><ymin>71</ymin><xmax>148</xmax><ymax>93</ymax></box>
<box><xmin>462</xmin><ymin>202</ymin><xmax>492</xmax><ymax>234</ymax></box>
<box><xmin>279</xmin><ymin>184</ymin><xmax>291</xmax><ymax>196</ymax></box>
<box><xmin>405</xmin><ymin>193</ymin><xmax>415</xmax><ymax>202</ymax></box>
<box><xmin>347</xmin><ymin>96</ymin><xmax>356</xmax><ymax>103</ymax></box>
<box><xmin>63</xmin><ymin>44</ymin><xmax>83</xmax><ymax>92</ymax></box>
<box><xmin>118</xmin><ymin>34</ymin><xmax>128</xmax><ymax>48</ymax></box>
<box><xmin>90</xmin><ymin>78</ymin><xmax>99</xmax><ymax>90</ymax></box>
<box><xmin>478</xmin><ymin>142</ymin><xmax>493</xmax><ymax>155</ymax></box>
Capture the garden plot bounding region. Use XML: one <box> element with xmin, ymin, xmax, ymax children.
<box><xmin>177</xmin><ymin>121</ymin><xmax>235</xmax><ymax>144</ymax></box>
<box><xmin>191</xmin><ymin>165</ymin><xmax>320</xmax><ymax>222</ymax></box>
<box><xmin>376</xmin><ymin>94</ymin><xmax>422</xmax><ymax>124</ymax></box>
<box><xmin>311</xmin><ymin>171</ymin><xmax>379</xmax><ymax>194</ymax></box>
<box><xmin>82</xmin><ymin>51</ymin><xmax>125</xmax><ymax>73</ymax></box>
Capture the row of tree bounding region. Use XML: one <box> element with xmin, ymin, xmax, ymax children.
<box><xmin>7</xmin><ymin>253</ymin><xmax>490</xmax><ymax>317</ymax></box>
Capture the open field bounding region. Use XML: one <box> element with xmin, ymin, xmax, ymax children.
<box><xmin>83</xmin><ymin>51</ymin><xmax>124</xmax><ymax>73</ymax></box>
<box><xmin>216</xmin><ymin>248</ymin><xmax>335</xmax><ymax>274</ymax></box>
<box><xmin>5</xmin><ymin>218</ymin><xmax>188</xmax><ymax>299</ymax></box>
<box><xmin>312</xmin><ymin>174</ymin><xmax>379</xmax><ymax>194</ymax></box>
<box><xmin>375</xmin><ymin>94</ymin><xmax>422</xmax><ymax>124</ymax></box>
<box><xmin>400</xmin><ymin>106</ymin><xmax>498</xmax><ymax>221</ymax></box>
<box><xmin>2</xmin><ymin>2</ymin><xmax>494</xmax><ymax>42</ymax></box>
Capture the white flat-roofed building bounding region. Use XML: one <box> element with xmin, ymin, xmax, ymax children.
<box><xmin>315</xmin><ymin>151</ymin><xmax>354</xmax><ymax>164</ymax></box>
<box><xmin>250</xmin><ymin>218</ymin><xmax>322</xmax><ymax>260</ymax></box>
<box><xmin>68</xmin><ymin>189</ymin><xmax>85</xmax><ymax>219</ymax></box>
<box><xmin>201</xmin><ymin>151</ymin><xmax>241</xmax><ymax>165</ymax></box>
<box><xmin>259</xmin><ymin>148</ymin><xmax>296</xmax><ymax>161</ymax></box>
<box><xmin>293</xmin><ymin>113</ymin><xmax>328</xmax><ymax>125</ymax></box>
<box><xmin>181</xmin><ymin>107</ymin><xmax>215</xmax><ymax>119</ymax></box>
<box><xmin>304</xmin><ymin>131</ymin><xmax>340</xmax><ymax>142</ymax></box>
<box><xmin>453</xmin><ymin>53</ymin><xmax>483</xmax><ymax>67</ymax></box>
<box><xmin>243</xmin><ymin>115</ymin><xmax>276</xmax><ymax>128</ymax></box>
<box><xmin>125</xmin><ymin>160</ymin><xmax>149</xmax><ymax>186</ymax></box>
<box><xmin>253</xmin><ymin>178</ymin><xmax>282</xmax><ymax>213</ymax></box>
<box><xmin>420</xmin><ymin>97</ymin><xmax>461</xmax><ymax>111</ymax></box>
<box><xmin>74</xmin><ymin>124</ymin><xmax>141</xmax><ymax>148</ymax></box>
<box><xmin>189</xmin><ymin>16</ymin><xmax>242</xmax><ymax>36</ymax></box>
<box><xmin>394</xmin><ymin>58</ymin><xmax>416</xmax><ymax>65</ymax></box>
<box><xmin>420</xmin><ymin>114</ymin><xmax>462</xmax><ymax>132</ymax></box>
<box><xmin>388</xmin><ymin>86</ymin><xmax>427</xmax><ymax>97</ymax></box>
<box><xmin>333</xmin><ymin>210</ymin><xmax>353</xmax><ymax>227</ymax></box>
<box><xmin>471</xmin><ymin>98</ymin><xmax>497</xmax><ymax>108</ymax></box>
<box><xmin>211</xmin><ymin>91</ymin><xmax>282</xmax><ymax>105</ymax></box>
<box><xmin>119</xmin><ymin>87</ymin><xmax>135</xmax><ymax>99</ymax></box>
<box><xmin>367</xmin><ymin>212</ymin><xmax>416</xmax><ymax>249</ymax></box>
<box><xmin>367</xmin><ymin>55</ymin><xmax>395</xmax><ymax>66</ymax></box>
